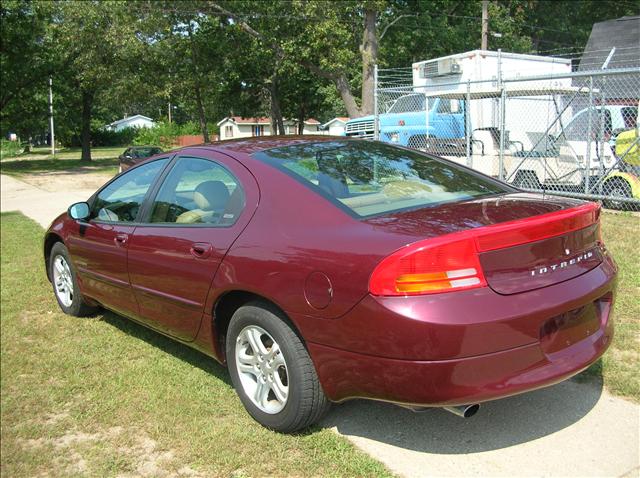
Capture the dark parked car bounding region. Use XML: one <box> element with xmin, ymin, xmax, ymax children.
<box><xmin>118</xmin><ymin>145</ymin><xmax>164</xmax><ymax>172</ymax></box>
<box><xmin>45</xmin><ymin>137</ymin><xmax>616</xmax><ymax>432</ymax></box>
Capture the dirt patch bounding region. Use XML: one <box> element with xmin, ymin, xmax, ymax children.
<box><xmin>20</xmin><ymin>426</ymin><xmax>204</xmax><ymax>477</ymax></box>
<box><xmin>19</xmin><ymin>170</ymin><xmax>115</xmax><ymax>193</ymax></box>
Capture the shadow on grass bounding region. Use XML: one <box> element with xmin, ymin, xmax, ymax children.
<box><xmin>0</xmin><ymin>157</ymin><xmax>118</xmax><ymax>176</ymax></box>
<box><xmin>97</xmin><ymin>308</ymin><xmax>606</xmax><ymax>451</ymax></box>
<box><xmin>100</xmin><ymin>310</ymin><xmax>232</xmax><ymax>387</ymax></box>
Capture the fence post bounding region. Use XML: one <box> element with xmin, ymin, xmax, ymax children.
<box><xmin>466</xmin><ymin>80</ymin><xmax>472</xmax><ymax>167</ymax></box>
<box><xmin>584</xmin><ymin>75</ymin><xmax>594</xmax><ymax>194</ymax></box>
<box><xmin>499</xmin><ymin>87</ymin><xmax>506</xmax><ymax>180</ymax></box>
<box><xmin>374</xmin><ymin>64</ymin><xmax>379</xmax><ymax>141</ymax></box>
<box><xmin>425</xmin><ymin>92</ymin><xmax>430</xmax><ymax>150</ymax></box>
<box><xmin>597</xmin><ymin>76</ymin><xmax>606</xmax><ymax>194</ymax></box>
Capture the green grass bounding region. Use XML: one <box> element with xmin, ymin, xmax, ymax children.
<box><xmin>0</xmin><ymin>212</ymin><xmax>391</xmax><ymax>477</ymax></box>
<box><xmin>0</xmin><ymin>146</ymin><xmax>122</xmax><ymax>178</ymax></box>
<box><xmin>577</xmin><ymin>211</ymin><xmax>640</xmax><ymax>401</ymax></box>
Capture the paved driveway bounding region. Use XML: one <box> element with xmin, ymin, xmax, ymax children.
<box><xmin>1</xmin><ymin>174</ymin><xmax>95</xmax><ymax>227</ymax></box>
<box><xmin>2</xmin><ymin>173</ymin><xmax>639</xmax><ymax>478</ymax></box>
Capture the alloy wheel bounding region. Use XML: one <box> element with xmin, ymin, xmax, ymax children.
<box><xmin>53</xmin><ymin>255</ymin><xmax>74</xmax><ymax>307</ymax></box>
<box><xmin>235</xmin><ymin>325</ymin><xmax>289</xmax><ymax>414</ymax></box>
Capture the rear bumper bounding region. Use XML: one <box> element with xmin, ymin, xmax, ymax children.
<box><xmin>301</xmin><ymin>254</ymin><xmax>616</xmax><ymax>406</ymax></box>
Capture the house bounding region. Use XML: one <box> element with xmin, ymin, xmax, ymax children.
<box><xmin>320</xmin><ymin>117</ymin><xmax>349</xmax><ymax>136</ymax></box>
<box><xmin>105</xmin><ymin>115</ymin><xmax>156</xmax><ymax>132</ymax></box>
<box><xmin>216</xmin><ymin>117</ymin><xmax>321</xmax><ymax>140</ymax></box>
<box><xmin>577</xmin><ymin>16</ymin><xmax>640</xmax><ymax>105</ymax></box>
<box><xmin>578</xmin><ymin>16</ymin><xmax>640</xmax><ymax>72</ymax></box>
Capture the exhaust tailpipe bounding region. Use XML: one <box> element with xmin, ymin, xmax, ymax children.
<box><xmin>443</xmin><ymin>404</ymin><xmax>480</xmax><ymax>418</ymax></box>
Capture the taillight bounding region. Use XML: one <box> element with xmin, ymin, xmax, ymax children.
<box><xmin>369</xmin><ymin>201</ymin><xmax>600</xmax><ymax>297</ymax></box>
<box><xmin>369</xmin><ymin>237</ymin><xmax>487</xmax><ymax>296</ymax></box>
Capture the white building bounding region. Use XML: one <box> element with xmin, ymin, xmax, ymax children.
<box><xmin>217</xmin><ymin>117</ymin><xmax>321</xmax><ymax>140</ymax></box>
<box><xmin>105</xmin><ymin>115</ymin><xmax>156</xmax><ymax>132</ymax></box>
<box><xmin>320</xmin><ymin>117</ymin><xmax>349</xmax><ymax>136</ymax></box>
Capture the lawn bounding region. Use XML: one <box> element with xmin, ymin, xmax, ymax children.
<box><xmin>1</xmin><ymin>210</ymin><xmax>638</xmax><ymax>477</ymax></box>
<box><xmin>0</xmin><ymin>146</ymin><xmax>122</xmax><ymax>178</ymax></box>
<box><xmin>0</xmin><ymin>212</ymin><xmax>391</xmax><ymax>477</ymax></box>
<box><xmin>578</xmin><ymin>212</ymin><xmax>640</xmax><ymax>400</ymax></box>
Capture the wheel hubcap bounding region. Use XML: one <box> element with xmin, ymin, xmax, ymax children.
<box><xmin>53</xmin><ymin>255</ymin><xmax>74</xmax><ymax>307</ymax></box>
<box><xmin>235</xmin><ymin>325</ymin><xmax>289</xmax><ymax>414</ymax></box>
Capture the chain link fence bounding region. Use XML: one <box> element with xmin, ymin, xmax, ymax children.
<box><xmin>365</xmin><ymin>65</ymin><xmax>640</xmax><ymax>210</ymax></box>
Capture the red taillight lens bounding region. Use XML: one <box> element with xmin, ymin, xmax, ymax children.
<box><xmin>369</xmin><ymin>202</ymin><xmax>601</xmax><ymax>297</ymax></box>
<box><xmin>369</xmin><ymin>237</ymin><xmax>487</xmax><ymax>296</ymax></box>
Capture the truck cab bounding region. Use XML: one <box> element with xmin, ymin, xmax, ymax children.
<box><xmin>344</xmin><ymin>95</ymin><xmax>466</xmax><ymax>147</ymax></box>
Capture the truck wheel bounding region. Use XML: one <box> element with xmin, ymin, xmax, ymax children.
<box><xmin>603</xmin><ymin>178</ymin><xmax>633</xmax><ymax>210</ymax></box>
<box><xmin>407</xmin><ymin>135</ymin><xmax>429</xmax><ymax>150</ymax></box>
<box><xmin>512</xmin><ymin>171</ymin><xmax>541</xmax><ymax>190</ymax></box>
<box><xmin>226</xmin><ymin>302</ymin><xmax>330</xmax><ymax>432</ymax></box>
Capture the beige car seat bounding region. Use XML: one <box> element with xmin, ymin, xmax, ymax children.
<box><xmin>176</xmin><ymin>180</ymin><xmax>230</xmax><ymax>224</ymax></box>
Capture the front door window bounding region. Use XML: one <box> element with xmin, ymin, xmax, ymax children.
<box><xmin>91</xmin><ymin>158</ymin><xmax>169</xmax><ymax>222</ymax></box>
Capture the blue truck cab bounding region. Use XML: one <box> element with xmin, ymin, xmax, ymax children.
<box><xmin>344</xmin><ymin>94</ymin><xmax>466</xmax><ymax>147</ymax></box>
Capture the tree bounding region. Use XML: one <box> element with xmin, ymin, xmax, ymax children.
<box><xmin>0</xmin><ymin>0</ymin><xmax>56</xmax><ymax>140</ymax></box>
<box><xmin>50</xmin><ymin>0</ymin><xmax>138</xmax><ymax>160</ymax></box>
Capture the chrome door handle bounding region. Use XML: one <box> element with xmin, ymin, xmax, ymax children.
<box><xmin>114</xmin><ymin>233</ymin><xmax>128</xmax><ymax>246</ymax></box>
<box><xmin>190</xmin><ymin>242</ymin><xmax>212</xmax><ymax>259</ymax></box>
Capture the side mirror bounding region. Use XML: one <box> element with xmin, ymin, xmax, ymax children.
<box><xmin>68</xmin><ymin>202</ymin><xmax>90</xmax><ymax>221</ymax></box>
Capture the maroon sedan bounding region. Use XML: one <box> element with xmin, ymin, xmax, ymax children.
<box><xmin>45</xmin><ymin>137</ymin><xmax>616</xmax><ymax>432</ymax></box>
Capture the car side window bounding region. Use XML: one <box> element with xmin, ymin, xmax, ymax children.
<box><xmin>148</xmin><ymin>157</ymin><xmax>245</xmax><ymax>226</ymax></box>
<box><xmin>91</xmin><ymin>158</ymin><xmax>169</xmax><ymax>223</ymax></box>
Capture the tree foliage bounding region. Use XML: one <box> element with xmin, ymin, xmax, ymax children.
<box><xmin>1</xmin><ymin>0</ymin><xmax>637</xmax><ymax>158</ymax></box>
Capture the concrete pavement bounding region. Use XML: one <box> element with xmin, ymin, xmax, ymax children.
<box><xmin>322</xmin><ymin>379</ymin><xmax>639</xmax><ymax>477</ymax></box>
<box><xmin>1</xmin><ymin>174</ymin><xmax>94</xmax><ymax>227</ymax></box>
<box><xmin>2</xmin><ymin>172</ymin><xmax>639</xmax><ymax>478</ymax></box>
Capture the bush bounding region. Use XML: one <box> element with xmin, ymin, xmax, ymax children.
<box><xmin>133</xmin><ymin>122</ymin><xmax>201</xmax><ymax>149</ymax></box>
<box><xmin>91</xmin><ymin>127</ymin><xmax>138</xmax><ymax>147</ymax></box>
<box><xmin>68</xmin><ymin>127</ymin><xmax>138</xmax><ymax>147</ymax></box>
<box><xmin>0</xmin><ymin>139</ymin><xmax>23</xmax><ymax>159</ymax></box>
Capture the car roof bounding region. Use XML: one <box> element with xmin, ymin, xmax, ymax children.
<box><xmin>176</xmin><ymin>135</ymin><xmax>357</xmax><ymax>156</ymax></box>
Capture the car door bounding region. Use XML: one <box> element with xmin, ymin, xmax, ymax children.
<box><xmin>126</xmin><ymin>152</ymin><xmax>258</xmax><ymax>341</ymax></box>
<box><xmin>67</xmin><ymin>157</ymin><xmax>171</xmax><ymax>317</ymax></box>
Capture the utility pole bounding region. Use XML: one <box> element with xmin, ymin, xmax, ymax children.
<box><xmin>48</xmin><ymin>77</ymin><xmax>55</xmax><ymax>156</ymax></box>
<box><xmin>481</xmin><ymin>0</ymin><xmax>489</xmax><ymax>50</ymax></box>
<box><xmin>168</xmin><ymin>102</ymin><xmax>172</xmax><ymax>124</ymax></box>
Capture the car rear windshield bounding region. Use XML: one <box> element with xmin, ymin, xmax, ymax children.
<box><xmin>253</xmin><ymin>141</ymin><xmax>511</xmax><ymax>218</ymax></box>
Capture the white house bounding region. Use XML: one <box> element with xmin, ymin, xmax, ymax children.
<box><xmin>320</xmin><ymin>117</ymin><xmax>349</xmax><ymax>136</ymax></box>
<box><xmin>105</xmin><ymin>115</ymin><xmax>155</xmax><ymax>132</ymax></box>
<box><xmin>216</xmin><ymin>117</ymin><xmax>321</xmax><ymax>140</ymax></box>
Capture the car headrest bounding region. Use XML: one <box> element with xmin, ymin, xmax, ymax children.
<box><xmin>194</xmin><ymin>180</ymin><xmax>230</xmax><ymax>211</ymax></box>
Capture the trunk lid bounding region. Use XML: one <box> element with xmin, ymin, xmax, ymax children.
<box><xmin>479</xmin><ymin>222</ymin><xmax>602</xmax><ymax>295</ymax></box>
<box><xmin>365</xmin><ymin>193</ymin><xmax>603</xmax><ymax>295</ymax></box>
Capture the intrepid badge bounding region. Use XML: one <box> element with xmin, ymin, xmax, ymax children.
<box><xmin>531</xmin><ymin>250</ymin><xmax>594</xmax><ymax>276</ymax></box>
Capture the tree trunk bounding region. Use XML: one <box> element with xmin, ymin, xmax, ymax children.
<box><xmin>194</xmin><ymin>83</ymin><xmax>210</xmax><ymax>143</ymax></box>
<box><xmin>80</xmin><ymin>90</ymin><xmax>93</xmax><ymax>162</ymax></box>
<box><xmin>297</xmin><ymin>105</ymin><xmax>306</xmax><ymax>135</ymax></box>
<box><xmin>360</xmin><ymin>8</ymin><xmax>378</xmax><ymax>116</ymax></box>
<box><xmin>269</xmin><ymin>78</ymin><xmax>285</xmax><ymax>135</ymax></box>
<box><xmin>335</xmin><ymin>75</ymin><xmax>363</xmax><ymax>118</ymax></box>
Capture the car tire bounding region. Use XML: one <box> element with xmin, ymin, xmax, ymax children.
<box><xmin>49</xmin><ymin>242</ymin><xmax>98</xmax><ymax>317</ymax></box>
<box><xmin>603</xmin><ymin>178</ymin><xmax>632</xmax><ymax>210</ymax></box>
<box><xmin>226</xmin><ymin>302</ymin><xmax>330</xmax><ymax>432</ymax></box>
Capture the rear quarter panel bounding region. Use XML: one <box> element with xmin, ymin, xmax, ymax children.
<box><xmin>208</xmin><ymin>156</ymin><xmax>405</xmax><ymax>319</ymax></box>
